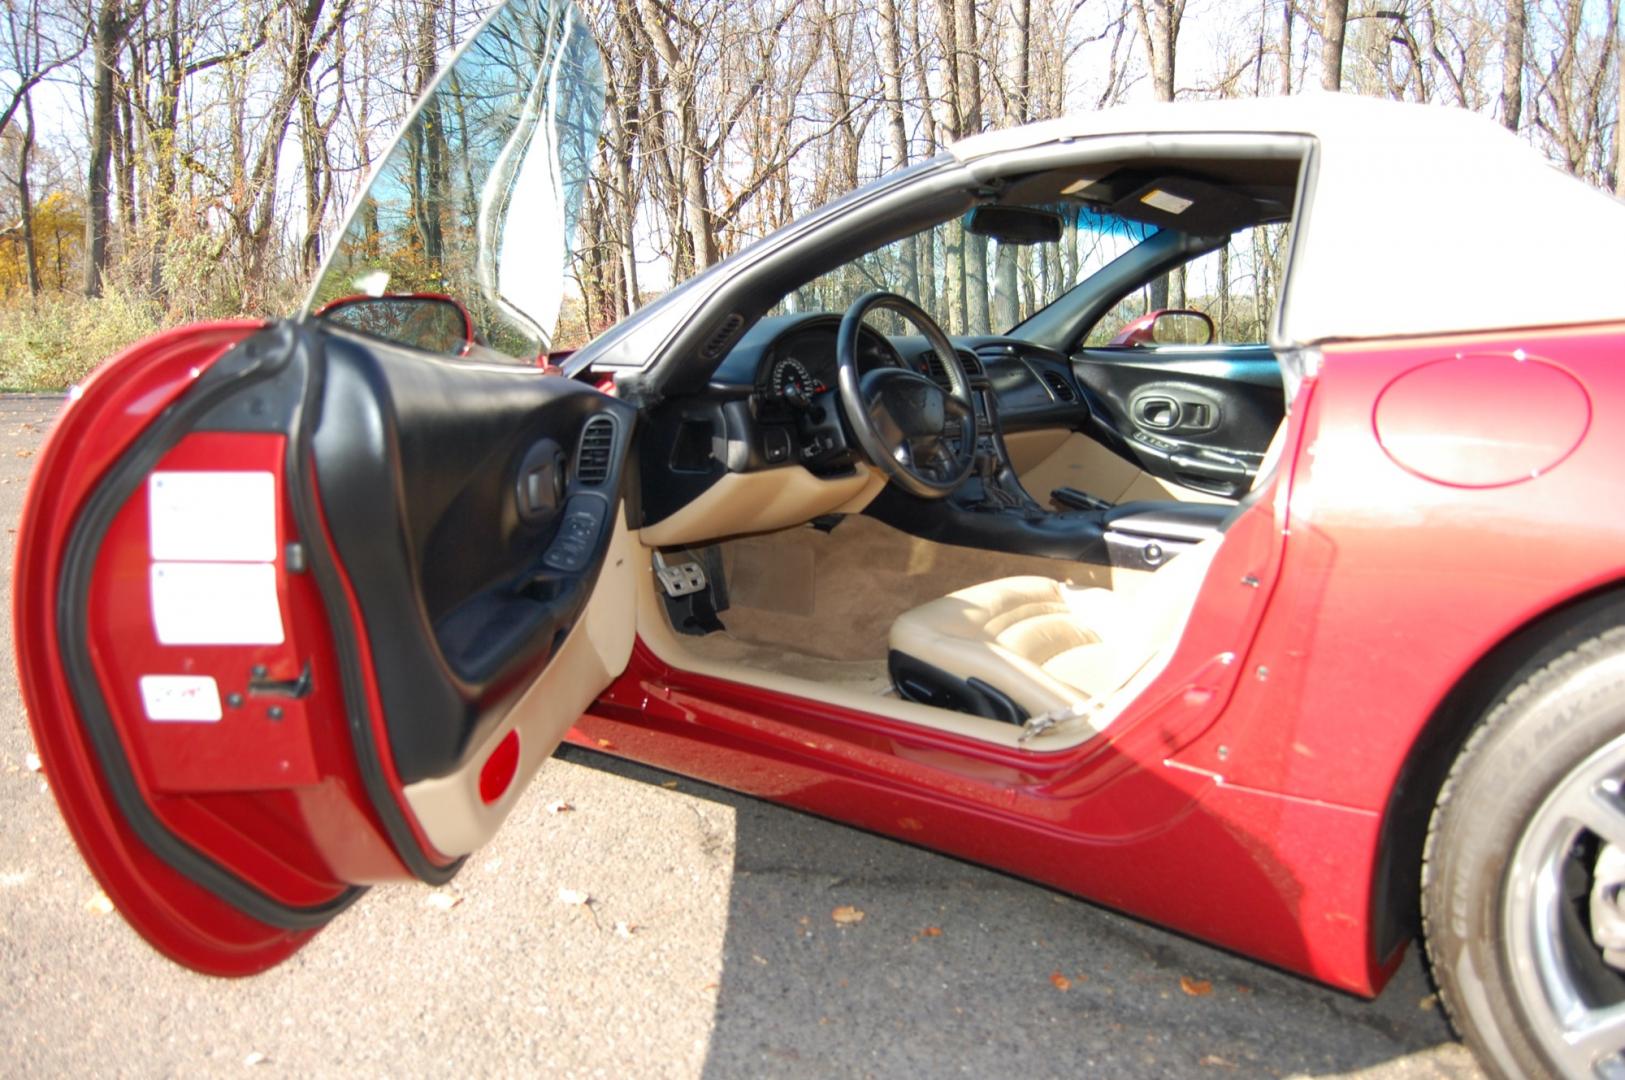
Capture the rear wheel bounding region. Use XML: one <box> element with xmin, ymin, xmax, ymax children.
<box><xmin>1425</xmin><ymin>627</ymin><xmax>1625</xmax><ymax>1079</ymax></box>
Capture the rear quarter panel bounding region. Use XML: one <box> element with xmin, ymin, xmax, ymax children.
<box><xmin>1180</xmin><ymin>323</ymin><xmax>1625</xmax><ymax>807</ymax></box>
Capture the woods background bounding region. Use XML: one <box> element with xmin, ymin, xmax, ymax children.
<box><xmin>0</xmin><ymin>0</ymin><xmax>1618</xmax><ymax>387</ymax></box>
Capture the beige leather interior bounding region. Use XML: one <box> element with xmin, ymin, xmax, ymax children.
<box><xmin>634</xmin><ymin>516</ymin><xmax>1147</xmax><ymax>750</ymax></box>
<box><xmin>403</xmin><ymin>508</ymin><xmax>638</xmax><ymax>858</ymax></box>
<box><xmin>888</xmin><ymin>537</ymin><xmax>1220</xmax><ymax>721</ymax></box>
<box><xmin>639</xmin><ymin>464</ymin><xmax>885</xmax><ymax>547</ymax></box>
<box><xmin>1007</xmin><ymin>429</ymin><xmax>1234</xmax><ymax>506</ymax></box>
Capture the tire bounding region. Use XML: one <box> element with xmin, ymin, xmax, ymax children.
<box><xmin>1424</xmin><ymin>625</ymin><xmax>1625</xmax><ymax>1080</ymax></box>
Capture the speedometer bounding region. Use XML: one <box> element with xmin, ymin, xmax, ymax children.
<box><xmin>771</xmin><ymin>357</ymin><xmax>818</xmax><ymax>401</ymax></box>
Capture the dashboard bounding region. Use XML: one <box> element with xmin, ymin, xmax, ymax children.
<box><xmin>637</xmin><ymin>311</ymin><xmax>1093</xmax><ymax>527</ymax></box>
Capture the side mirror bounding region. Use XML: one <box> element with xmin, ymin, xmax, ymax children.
<box><xmin>315</xmin><ymin>293</ymin><xmax>475</xmax><ymax>356</ymax></box>
<box><xmin>1108</xmin><ymin>308</ymin><xmax>1215</xmax><ymax>348</ymax></box>
<box><xmin>965</xmin><ymin>205</ymin><xmax>1063</xmax><ymax>246</ymax></box>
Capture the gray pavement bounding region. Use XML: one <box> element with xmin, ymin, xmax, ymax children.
<box><xmin>0</xmin><ymin>394</ymin><xmax>1482</xmax><ymax>1078</ymax></box>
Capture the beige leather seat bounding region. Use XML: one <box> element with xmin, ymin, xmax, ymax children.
<box><xmin>888</xmin><ymin>421</ymin><xmax>1285</xmax><ymax>724</ymax></box>
<box><xmin>887</xmin><ymin>536</ymin><xmax>1220</xmax><ymax>720</ymax></box>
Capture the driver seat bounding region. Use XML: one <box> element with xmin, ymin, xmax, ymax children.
<box><xmin>887</xmin><ymin>422</ymin><xmax>1286</xmax><ymax>729</ymax></box>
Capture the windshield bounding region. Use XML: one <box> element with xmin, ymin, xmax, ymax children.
<box><xmin>770</xmin><ymin>204</ymin><xmax>1155</xmax><ymax>336</ymax></box>
<box><xmin>305</xmin><ymin>0</ymin><xmax>604</xmax><ymax>363</ymax></box>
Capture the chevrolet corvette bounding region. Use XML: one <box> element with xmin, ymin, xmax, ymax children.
<box><xmin>13</xmin><ymin>2</ymin><xmax>1625</xmax><ymax>1076</ymax></box>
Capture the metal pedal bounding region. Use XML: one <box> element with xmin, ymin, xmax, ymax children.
<box><xmin>653</xmin><ymin>553</ymin><xmax>708</xmax><ymax>598</ymax></box>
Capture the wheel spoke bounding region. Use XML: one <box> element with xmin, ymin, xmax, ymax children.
<box><xmin>1562</xmin><ymin>1001</ymin><xmax>1625</xmax><ymax>1074</ymax></box>
<box><xmin>1557</xmin><ymin>779</ymin><xmax>1625</xmax><ymax>852</ymax></box>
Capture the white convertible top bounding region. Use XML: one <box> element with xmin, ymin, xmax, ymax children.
<box><xmin>952</xmin><ymin>95</ymin><xmax>1625</xmax><ymax>346</ymax></box>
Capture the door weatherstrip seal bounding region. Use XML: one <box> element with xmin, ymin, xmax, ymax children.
<box><xmin>55</xmin><ymin>323</ymin><xmax>362</xmax><ymax>931</ymax></box>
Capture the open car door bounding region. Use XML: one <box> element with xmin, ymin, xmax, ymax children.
<box><xmin>11</xmin><ymin>0</ymin><xmax>630</xmax><ymax>976</ymax></box>
<box><xmin>13</xmin><ymin>319</ymin><xmax>636</xmax><ymax>975</ymax></box>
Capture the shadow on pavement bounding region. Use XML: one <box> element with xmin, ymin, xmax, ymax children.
<box><xmin>559</xmin><ymin>744</ymin><xmax>1478</xmax><ymax>1080</ymax></box>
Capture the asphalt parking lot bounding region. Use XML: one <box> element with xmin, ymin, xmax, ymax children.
<box><xmin>0</xmin><ymin>393</ymin><xmax>1483</xmax><ymax>1078</ymax></box>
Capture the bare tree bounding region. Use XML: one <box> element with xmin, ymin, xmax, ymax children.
<box><xmin>1321</xmin><ymin>0</ymin><xmax>1347</xmax><ymax>90</ymax></box>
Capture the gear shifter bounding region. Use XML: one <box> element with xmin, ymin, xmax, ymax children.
<box><xmin>974</xmin><ymin>450</ymin><xmax>1028</xmax><ymax>510</ymax></box>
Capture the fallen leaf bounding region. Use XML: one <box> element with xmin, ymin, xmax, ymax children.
<box><xmin>85</xmin><ymin>891</ymin><xmax>114</xmax><ymax>915</ymax></box>
<box><xmin>661</xmin><ymin>780</ymin><xmax>679</xmax><ymax>789</ymax></box>
<box><xmin>596</xmin><ymin>738</ymin><xmax>615</xmax><ymax>749</ymax></box>
<box><xmin>1050</xmin><ymin>971</ymin><xmax>1072</xmax><ymax>992</ymax></box>
<box><xmin>831</xmin><ymin>905</ymin><xmax>865</xmax><ymax>925</ymax></box>
<box><xmin>243</xmin><ymin>1051</ymin><xmax>270</xmax><ymax>1067</ymax></box>
<box><xmin>24</xmin><ymin>751</ymin><xmax>42</xmax><ymax>773</ymax></box>
<box><xmin>14</xmin><ymin>448</ymin><xmax>30</xmax><ymax>458</ymax></box>
<box><xmin>425</xmin><ymin>892</ymin><xmax>462</xmax><ymax>911</ymax></box>
<box><xmin>1418</xmin><ymin>993</ymin><xmax>1438</xmax><ymax>1011</ymax></box>
<box><xmin>920</xmin><ymin>926</ymin><xmax>942</xmax><ymax>938</ymax></box>
<box><xmin>558</xmin><ymin>887</ymin><xmax>591</xmax><ymax>906</ymax></box>
<box><xmin>751</xmin><ymin>953</ymin><xmax>768</xmax><ymax>965</ymax></box>
<box><xmin>1200</xmin><ymin>1054</ymin><xmax>1236</xmax><ymax>1069</ymax></box>
<box><xmin>544</xmin><ymin>799</ymin><xmax>573</xmax><ymax>814</ymax></box>
<box><xmin>1180</xmin><ymin>976</ymin><xmax>1214</xmax><ymax>997</ymax></box>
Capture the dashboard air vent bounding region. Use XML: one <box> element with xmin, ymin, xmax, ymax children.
<box><xmin>1041</xmin><ymin>370</ymin><xmax>1078</xmax><ymax>403</ymax></box>
<box><xmin>919</xmin><ymin>350</ymin><xmax>981</xmax><ymax>386</ymax></box>
<box><xmin>698</xmin><ymin>313</ymin><xmax>745</xmax><ymax>360</ymax></box>
<box><xmin>575</xmin><ymin>416</ymin><xmax>615</xmax><ymax>485</ymax></box>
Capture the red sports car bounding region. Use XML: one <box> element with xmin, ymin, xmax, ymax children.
<box><xmin>14</xmin><ymin>2</ymin><xmax>1625</xmax><ymax>1076</ymax></box>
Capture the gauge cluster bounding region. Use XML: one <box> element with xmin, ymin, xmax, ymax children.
<box><xmin>756</xmin><ymin>323</ymin><xmax>899</xmax><ymax>405</ymax></box>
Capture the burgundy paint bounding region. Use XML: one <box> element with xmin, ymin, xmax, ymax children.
<box><xmin>1374</xmin><ymin>352</ymin><xmax>1590</xmax><ymax>487</ymax></box>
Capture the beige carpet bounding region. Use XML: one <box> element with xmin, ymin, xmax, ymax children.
<box><xmin>705</xmin><ymin>515</ymin><xmax>1113</xmax><ymax>663</ymax></box>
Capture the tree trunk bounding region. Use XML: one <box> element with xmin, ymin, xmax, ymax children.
<box><xmin>1133</xmin><ymin>0</ymin><xmax>1179</xmax><ymax>311</ymax></box>
<box><xmin>1320</xmin><ymin>0</ymin><xmax>1347</xmax><ymax>91</ymax></box>
<box><xmin>1278</xmin><ymin>0</ymin><xmax>1292</xmax><ymax>94</ymax></box>
<box><xmin>1131</xmin><ymin>0</ymin><xmax>1179</xmax><ymax>103</ymax></box>
<box><xmin>954</xmin><ymin>0</ymin><xmax>989</xmax><ymax>332</ymax></box>
<box><xmin>84</xmin><ymin>0</ymin><xmax>131</xmax><ymax>298</ymax></box>
<box><xmin>879</xmin><ymin>0</ymin><xmax>918</xmax><ymax>299</ymax></box>
<box><xmin>1500</xmin><ymin>0</ymin><xmax>1525</xmax><ymax>131</ymax></box>
<box><xmin>1617</xmin><ymin>14</ymin><xmax>1625</xmax><ymax>196</ymax></box>
<box><xmin>17</xmin><ymin>94</ymin><xmax>39</xmax><ymax>296</ymax></box>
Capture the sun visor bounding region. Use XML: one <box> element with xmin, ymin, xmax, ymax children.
<box><xmin>1109</xmin><ymin>176</ymin><xmax>1260</xmax><ymax>235</ymax></box>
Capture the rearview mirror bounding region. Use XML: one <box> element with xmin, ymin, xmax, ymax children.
<box><xmin>315</xmin><ymin>293</ymin><xmax>475</xmax><ymax>356</ymax></box>
<box><xmin>965</xmin><ymin>205</ymin><xmax>1063</xmax><ymax>246</ymax></box>
<box><xmin>1109</xmin><ymin>308</ymin><xmax>1216</xmax><ymax>348</ymax></box>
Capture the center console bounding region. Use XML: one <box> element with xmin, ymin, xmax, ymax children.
<box><xmin>865</xmin><ymin>380</ymin><xmax>1232</xmax><ymax>567</ymax></box>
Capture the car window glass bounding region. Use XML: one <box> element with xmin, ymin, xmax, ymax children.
<box><xmin>305</xmin><ymin>0</ymin><xmax>605</xmax><ymax>363</ymax></box>
<box><xmin>770</xmin><ymin>204</ymin><xmax>1156</xmax><ymax>336</ymax></box>
<box><xmin>1085</xmin><ymin>223</ymin><xmax>1290</xmax><ymax>347</ymax></box>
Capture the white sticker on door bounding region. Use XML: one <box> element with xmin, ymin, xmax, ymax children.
<box><xmin>149</xmin><ymin>472</ymin><xmax>277</xmax><ymax>563</ymax></box>
<box><xmin>150</xmin><ymin>562</ymin><xmax>285</xmax><ymax>645</ymax></box>
<box><xmin>138</xmin><ymin>674</ymin><xmax>223</xmax><ymax>722</ymax></box>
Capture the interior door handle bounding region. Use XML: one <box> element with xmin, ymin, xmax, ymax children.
<box><xmin>1134</xmin><ymin>396</ymin><xmax>1180</xmax><ymax>429</ymax></box>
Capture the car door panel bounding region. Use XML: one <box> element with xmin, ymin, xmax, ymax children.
<box><xmin>1071</xmin><ymin>346</ymin><xmax>1284</xmax><ymax>498</ymax></box>
<box><xmin>15</xmin><ymin>319</ymin><xmax>634</xmax><ymax>975</ymax></box>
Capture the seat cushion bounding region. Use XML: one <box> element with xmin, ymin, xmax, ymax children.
<box><xmin>888</xmin><ymin>537</ymin><xmax>1222</xmax><ymax>722</ymax></box>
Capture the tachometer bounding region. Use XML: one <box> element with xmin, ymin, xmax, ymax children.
<box><xmin>771</xmin><ymin>357</ymin><xmax>821</xmax><ymax>403</ymax></box>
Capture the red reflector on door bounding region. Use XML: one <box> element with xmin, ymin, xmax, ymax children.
<box><xmin>479</xmin><ymin>730</ymin><xmax>521</xmax><ymax>805</ymax></box>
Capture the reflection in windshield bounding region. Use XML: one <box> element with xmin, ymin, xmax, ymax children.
<box><xmin>306</xmin><ymin>0</ymin><xmax>604</xmax><ymax>362</ymax></box>
<box><xmin>773</xmin><ymin>204</ymin><xmax>1154</xmax><ymax>336</ymax></box>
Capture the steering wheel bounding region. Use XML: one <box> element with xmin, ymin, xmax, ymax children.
<box><xmin>836</xmin><ymin>291</ymin><xmax>977</xmax><ymax>499</ymax></box>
